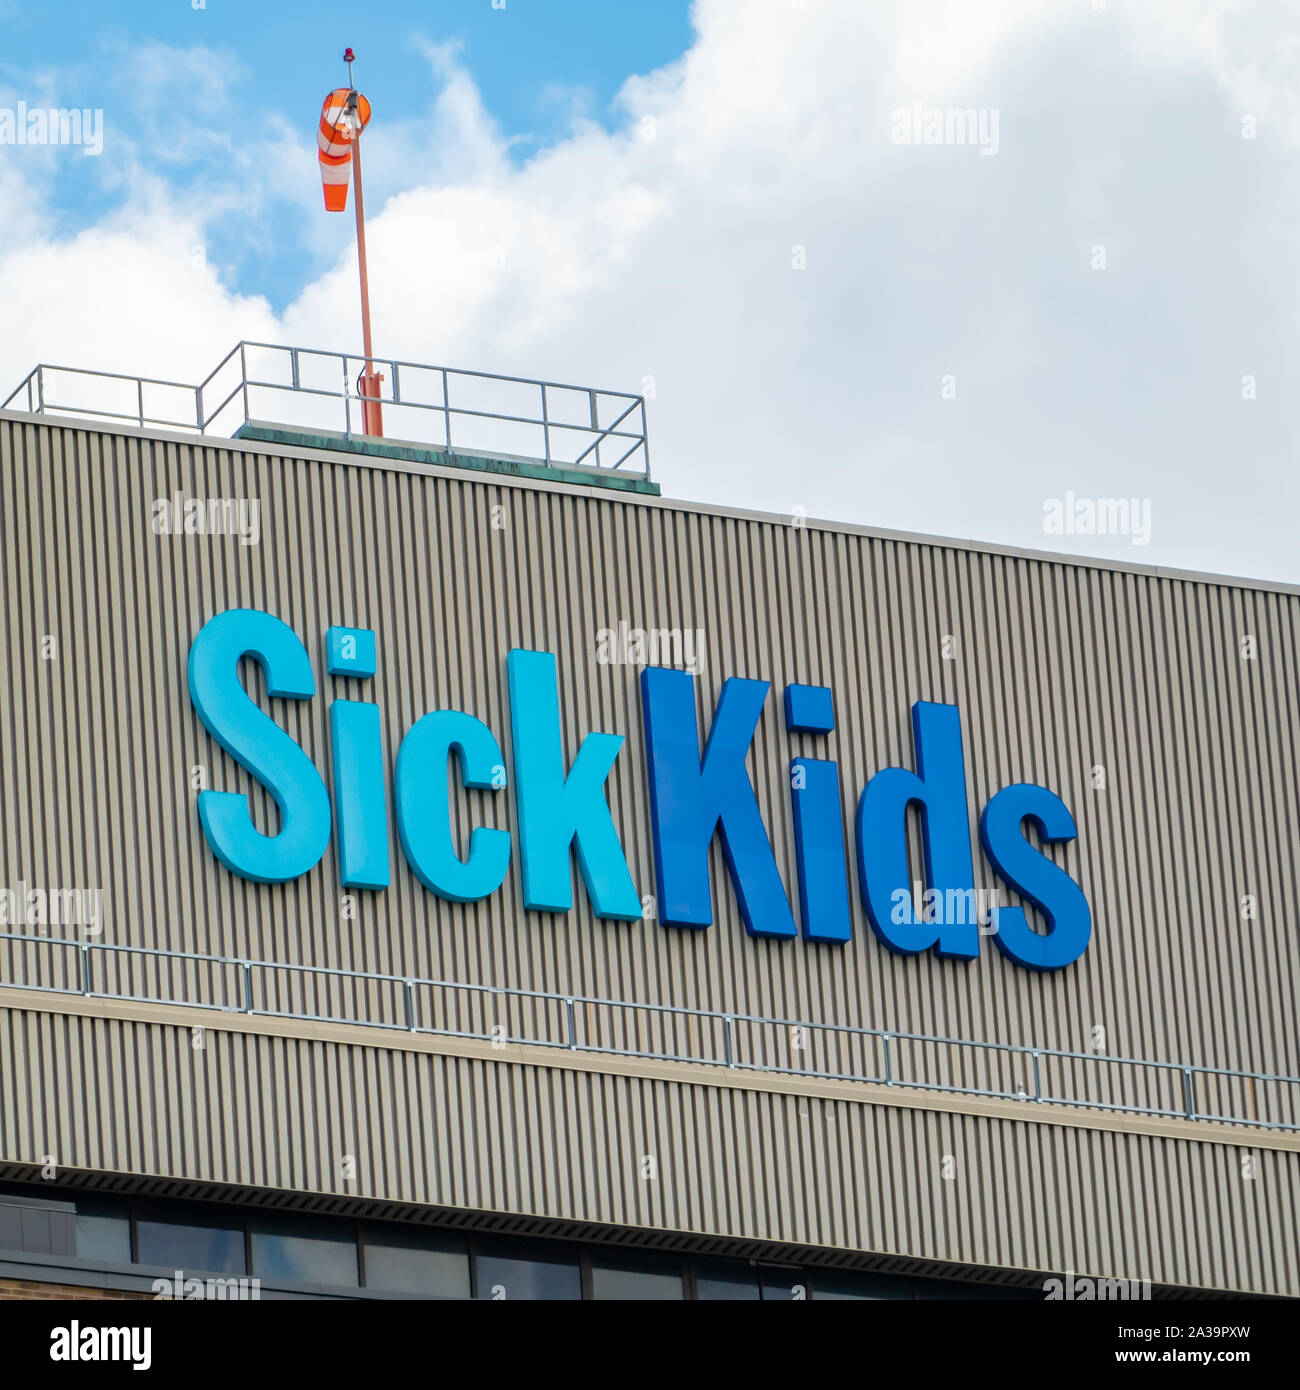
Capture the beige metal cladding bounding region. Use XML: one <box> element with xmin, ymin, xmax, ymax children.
<box><xmin>0</xmin><ymin>415</ymin><xmax>1298</xmax><ymax>1287</ymax></box>
<box><xmin>2</xmin><ymin>417</ymin><xmax>1297</xmax><ymax>1084</ymax></box>
<box><xmin>0</xmin><ymin>1005</ymin><xmax>1295</xmax><ymax>1296</ymax></box>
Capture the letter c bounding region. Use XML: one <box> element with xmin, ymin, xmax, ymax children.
<box><xmin>396</xmin><ymin>709</ymin><xmax>511</xmax><ymax>901</ymax></box>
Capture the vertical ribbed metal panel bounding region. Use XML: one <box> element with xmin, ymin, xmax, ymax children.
<box><xmin>2</xmin><ymin>419</ymin><xmax>1295</xmax><ymax>1083</ymax></box>
<box><xmin>0</xmin><ymin>1008</ymin><xmax>1293</xmax><ymax>1294</ymax></box>
<box><xmin>2</xmin><ymin>418</ymin><xmax>1299</xmax><ymax>1291</ymax></box>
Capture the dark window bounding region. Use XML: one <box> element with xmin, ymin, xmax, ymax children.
<box><xmin>590</xmin><ymin>1258</ymin><xmax>684</xmax><ymax>1300</ymax></box>
<box><xmin>0</xmin><ymin>1181</ymin><xmax>1063</xmax><ymax>1301</ymax></box>
<box><xmin>760</xmin><ymin>1265</ymin><xmax>812</xmax><ymax>1301</ymax></box>
<box><xmin>251</xmin><ymin>1220</ymin><xmax>358</xmax><ymax>1286</ymax></box>
<box><xmin>811</xmin><ymin>1269</ymin><xmax>910</xmax><ymax>1300</ymax></box>
<box><xmin>0</xmin><ymin>1196</ymin><xmax>75</xmax><ymax>1257</ymax></box>
<box><xmin>363</xmin><ymin>1229</ymin><xmax>469</xmax><ymax>1297</ymax></box>
<box><xmin>135</xmin><ymin>1219</ymin><xmax>245</xmax><ymax>1275</ymax></box>
<box><xmin>694</xmin><ymin>1259</ymin><xmax>762</xmax><ymax>1300</ymax></box>
<box><xmin>74</xmin><ymin>1200</ymin><xmax>131</xmax><ymax>1264</ymax></box>
<box><xmin>475</xmin><ymin>1249</ymin><xmax>582</xmax><ymax>1300</ymax></box>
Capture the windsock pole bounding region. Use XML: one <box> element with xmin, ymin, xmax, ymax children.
<box><xmin>343</xmin><ymin>48</ymin><xmax>383</xmax><ymax>436</ymax></box>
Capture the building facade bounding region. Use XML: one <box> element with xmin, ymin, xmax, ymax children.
<box><xmin>0</xmin><ymin>402</ymin><xmax>1296</xmax><ymax>1299</ymax></box>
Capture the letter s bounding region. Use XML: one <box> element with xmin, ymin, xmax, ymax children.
<box><xmin>979</xmin><ymin>783</ymin><xmax>1091</xmax><ymax>970</ymax></box>
<box><xmin>188</xmin><ymin>609</ymin><xmax>330</xmax><ymax>883</ymax></box>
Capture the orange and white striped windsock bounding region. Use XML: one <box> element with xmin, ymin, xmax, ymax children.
<box><xmin>317</xmin><ymin>87</ymin><xmax>371</xmax><ymax>211</ymax></box>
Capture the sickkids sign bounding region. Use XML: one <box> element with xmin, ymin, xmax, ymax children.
<box><xmin>187</xmin><ymin>609</ymin><xmax>1093</xmax><ymax>972</ymax></box>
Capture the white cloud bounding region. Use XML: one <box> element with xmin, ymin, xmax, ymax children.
<box><xmin>108</xmin><ymin>38</ymin><xmax>246</xmax><ymax>118</ymax></box>
<box><xmin>3</xmin><ymin>1</ymin><xmax>1299</xmax><ymax>581</ymax></box>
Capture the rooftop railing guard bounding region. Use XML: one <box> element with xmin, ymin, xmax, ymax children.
<box><xmin>0</xmin><ymin>930</ymin><xmax>1295</xmax><ymax>1133</ymax></box>
<box><xmin>1</xmin><ymin>341</ymin><xmax>651</xmax><ymax>478</ymax></box>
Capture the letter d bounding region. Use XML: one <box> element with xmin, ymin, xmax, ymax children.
<box><xmin>855</xmin><ymin>701</ymin><xmax>978</xmax><ymax>960</ymax></box>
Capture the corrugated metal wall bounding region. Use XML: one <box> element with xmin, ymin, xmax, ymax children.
<box><xmin>1</xmin><ymin>416</ymin><xmax>1298</xmax><ymax>1289</ymax></box>
<box><xmin>0</xmin><ymin>1006</ymin><xmax>1293</xmax><ymax>1294</ymax></box>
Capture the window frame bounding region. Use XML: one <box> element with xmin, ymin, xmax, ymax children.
<box><xmin>357</xmin><ymin>1222</ymin><xmax>471</xmax><ymax>1298</ymax></box>
<box><xmin>0</xmin><ymin>1179</ymin><xmax>1051</xmax><ymax>1301</ymax></box>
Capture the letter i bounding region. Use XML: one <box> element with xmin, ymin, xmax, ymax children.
<box><xmin>785</xmin><ymin>684</ymin><xmax>851</xmax><ymax>943</ymax></box>
<box><xmin>326</xmin><ymin>626</ymin><xmax>390</xmax><ymax>889</ymax></box>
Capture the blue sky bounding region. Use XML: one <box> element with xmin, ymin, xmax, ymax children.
<box><xmin>3</xmin><ymin>1</ymin><xmax>1300</xmax><ymax>584</ymax></box>
<box><xmin>0</xmin><ymin>0</ymin><xmax>694</xmax><ymax>308</ymax></box>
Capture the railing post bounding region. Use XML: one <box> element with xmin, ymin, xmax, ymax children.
<box><xmin>442</xmin><ymin>369</ymin><xmax>452</xmax><ymax>450</ymax></box>
<box><xmin>80</xmin><ymin>944</ymin><xmax>91</xmax><ymax>996</ymax></box>
<box><xmin>724</xmin><ymin>1016</ymin><xmax>735</xmax><ymax>1068</ymax></box>
<box><xmin>588</xmin><ymin>389</ymin><xmax>600</xmax><ymax>468</ymax></box>
<box><xmin>565</xmin><ymin>997</ymin><xmax>577</xmax><ymax>1051</ymax></box>
<box><xmin>137</xmin><ymin>377</ymin><xmax>145</xmax><ymax>429</ymax></box>
<box><xmin>405</xmin><ymin>979</ymin><xmax>416</xmax><ymax>1033</ymax></box>
<box><xmin>882</xmin><ymin>1031</ymin><xmax>892</xmax><ymax>1085</ymax></box>
<box><xmin>1032</xmin><ymin>1049</ymin><xmax>1042</xmax><ymax>1102</ymax></box>
<box><xmin>242</xmin><ymin>962</ymin><xmax>253</xmax><ymax>1015</ymax></box>
<box><xmin>541</xmin><ymin>384</ymin><xmax>552</xmax><ymax>465</ymax></box>
<box><xmin>1182</xmin><ymin>1068</ymin><xmax>1195</xmax><ymax>1120</ymax></box>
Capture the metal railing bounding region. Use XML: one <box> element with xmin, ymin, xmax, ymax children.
<box><xmin>0</xmin><ymin>931</ymin><xmax>1295</xmax><ymax>1133</ymax></box>
<box><xmin>1</xmin><ymin>341</ymin><xmax>650</xmax><ymax>477</ymax></box>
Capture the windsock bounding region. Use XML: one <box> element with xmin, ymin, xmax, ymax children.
<box><xmin>318</xmin><ymin>86</ymin><xmax>371</xmax><ymax>211</ymax></box>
